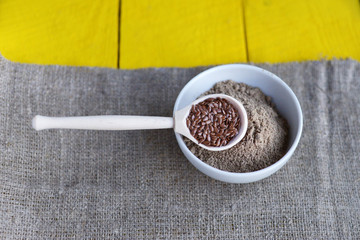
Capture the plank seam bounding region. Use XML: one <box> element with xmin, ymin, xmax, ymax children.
<box><xmin>117</xmin><ymin>0</ymin><xmax>121</xmax><ymax>68</ymax></box>
<box><xmin>241</xmin><ymin>0</ymin><xmax>249</xmax><ymax>62</ymax></box>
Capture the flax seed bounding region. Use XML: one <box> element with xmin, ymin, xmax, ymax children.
<box><xmin>186</xmin><ymin>97</ymin><xmax>241</xmax><ymax>147</ymax></box>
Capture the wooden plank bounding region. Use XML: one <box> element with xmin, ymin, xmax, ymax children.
<box><xmin>120</xmin><ymin>0</ymin><xmax>247</xmax><ymax>69</ymax></box>
<box><xmin>0</xmin><ymin>0</ymin><xmax>119</xmax><ymax>68</ymax></box>
<box><xmin>245</xmin><ymin>0</ymin><xmax>360</xmax><ymax>63</ymax></box>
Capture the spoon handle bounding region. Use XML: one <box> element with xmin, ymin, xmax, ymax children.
<box><xmin>32</xmin><ymin>115</ymin><xmax>174</xmax><ymax>131</ymax></box>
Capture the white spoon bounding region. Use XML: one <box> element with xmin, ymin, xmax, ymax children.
<box><xmin>32</xmin><ymin>94</ymin><xmax>248</xmax><ymax>151</ymax></box>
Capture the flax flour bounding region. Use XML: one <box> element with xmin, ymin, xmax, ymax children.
<box><xmin>184</xmin><ymin>80</ymin><xmax>289</xmax><ymax>173</ymax></box>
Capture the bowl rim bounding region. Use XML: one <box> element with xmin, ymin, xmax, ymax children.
<box><xmin>173</xmin><ymin>63</ymin><xmax>303</xmax><ymax>178</ymax></box>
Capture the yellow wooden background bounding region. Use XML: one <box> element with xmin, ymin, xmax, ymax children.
<box><xmin>0</xmin><ymin>0</ymin><xmax>359</xmax><ymax>69</ymax></box>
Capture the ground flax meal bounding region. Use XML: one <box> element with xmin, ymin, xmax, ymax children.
<box><xmin>184</xmin><ymin>80</ymin><xmax>289</xmax><ymax>173</ymax></box>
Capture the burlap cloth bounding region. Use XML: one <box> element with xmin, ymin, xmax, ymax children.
<box><xmin>0</xmin><ymin>54</ymin><xmax>359</xmax><ymax>239</ymax></box>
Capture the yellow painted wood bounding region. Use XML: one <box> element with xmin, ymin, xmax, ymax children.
<box><xmin>245</xmin><ymin>0</ymin><xmax>360</xmax><ymax>63</ymax></box>
<box><xmin>0</xmin><ymin>0</ymin><xmax>118</xmax><ymax>68</ymax></box>
<box><xmin>120</xmin><ymin>0</ymin><xmax>247</xmax><ymax>69</ymax></box>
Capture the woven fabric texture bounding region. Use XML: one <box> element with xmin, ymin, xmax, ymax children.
<box><xmin>0</xmin><ymin>55</ymin><xmax>359</xmax><ymax>239</ymax></box>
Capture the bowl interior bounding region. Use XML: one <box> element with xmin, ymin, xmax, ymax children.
<box><xmin>174</xmin><ymin>64</ymin><xmax>301</xmax><ymax>149</ymax></box>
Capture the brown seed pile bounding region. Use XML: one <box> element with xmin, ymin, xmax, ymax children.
<box><xmin>186</xmin><ymin>97</ymin><xmax>240</xmax><ymax>147</ymax></box>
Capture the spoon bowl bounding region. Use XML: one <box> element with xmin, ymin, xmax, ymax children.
<box><xmin>174</xmin><ymin>94</ymin><xmax>247</xmax><ymax>151</ymax></box>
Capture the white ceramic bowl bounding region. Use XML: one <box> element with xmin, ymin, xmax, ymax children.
<box><xmin>173</xmin><ymin>64</ymin><xmax>303</xmax><ymax>183</ymax></box>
